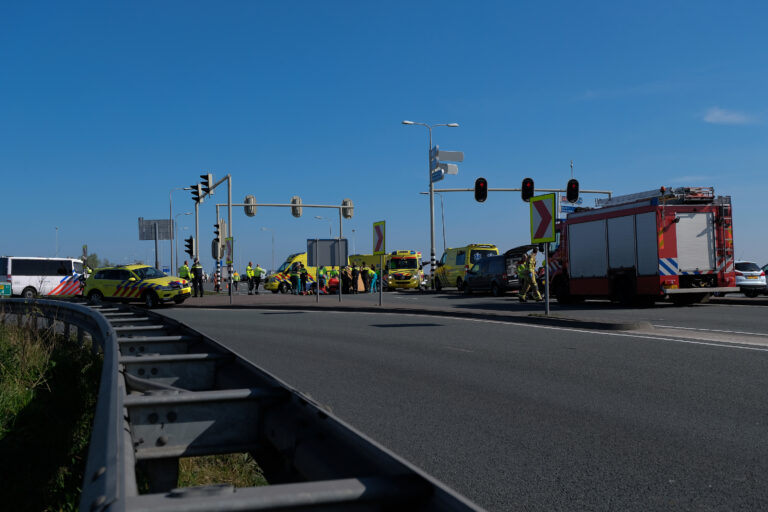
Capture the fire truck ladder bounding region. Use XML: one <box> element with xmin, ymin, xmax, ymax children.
<box><xmin>595</xmin><ymin>187</ymin><xmax>715</xmax><ymax>208</ymax></box>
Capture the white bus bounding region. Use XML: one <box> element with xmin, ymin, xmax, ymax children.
<box><xmin>0</xmin><ymin>256</ymin><xmax>86</xmax><ymax>299</ymax></box>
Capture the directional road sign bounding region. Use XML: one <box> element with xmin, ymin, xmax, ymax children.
<box><xmin>436</xmin><ymin>149</ymin><xmax>464</xmax><ymax>163</ymax></box>
<box><xmin>373</xmin><ymin>220</ymin><xmax>386</xmax><ymax>255</ymax></box>
<box><xmin>437</xmin><ymin>163</ymin><xmax>458</xmax><ymax>175</ymax></box>
<box><xmin>530</xmin><ymin>193</ymin><xmax>556</xmax><ymax>244</ymax></box>
<box><xmin>430</xmin><ymin>169</ymin><xmax>445</xmax><ymax>183</ymax></box>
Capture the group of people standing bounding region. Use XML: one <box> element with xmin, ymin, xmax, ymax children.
<box><xmin>340</xmin><ymin>263</ymin><xmax>380</xmax><ymax>294</ymax></box>
<box><xmin>245</xmin><ymin>262</ymin><xmax>266</xmax><ymax>295</ymax></box>
<box><xmin>178</xmin><ymin>259</ymin><xmax>205</xmax><ymax>297</ymax></box>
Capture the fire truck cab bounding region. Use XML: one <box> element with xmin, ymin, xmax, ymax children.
<box><xmin>549</xmin><ymin>186</ymin><xmax>738</xmax><ymax>306</ymax></box>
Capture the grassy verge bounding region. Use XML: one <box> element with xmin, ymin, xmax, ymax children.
<box><xmin>0</xmin><ymin>320</ymin><xmax>101</xmax><ymax>511</ymax></box>
<box><xmin>178</xmin><ymin>453</ymin><xmax>268</xmax><ymax>488</ymax></box>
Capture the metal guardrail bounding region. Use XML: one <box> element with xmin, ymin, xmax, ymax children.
<box><xmin>1</xmin><ymin>299</ymin><xmax>484</xmax><ymax>512</ymax></box>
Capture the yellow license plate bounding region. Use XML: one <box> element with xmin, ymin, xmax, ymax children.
<box><xmin>747</xmin><ymin>276</ymin><xmax>758</xmax><ymax>280</ymax></box>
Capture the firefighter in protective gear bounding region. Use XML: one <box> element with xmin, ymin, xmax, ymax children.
<box><xmin>191</xmin><ymin>260</ymin><xmax>204</xmax><ymax>297</ymax></box>
<box><xmin>246</xmin><ymin>262</ymin><xmax>255</xmax><ymax>295</ymax></box>
<box><xmin>520</xmin><ymin>248</ymin><xmax>542</xmax><ymax>302</ymax></box>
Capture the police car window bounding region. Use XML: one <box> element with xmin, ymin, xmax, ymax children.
<box><xmin>74</xmin><ymin>261</ymin><xmax>84</xmax><ymax>273</ymax></box>
<box><xmin>456</xmin><ymin>251</ymin><xmax>466</xmax><ymax>266</ymax></box>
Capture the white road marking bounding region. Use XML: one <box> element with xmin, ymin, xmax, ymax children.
<box><xmin>653</xmin><ymin>325</ymin><xmax>768</xmax><ymax>337</ymax></box>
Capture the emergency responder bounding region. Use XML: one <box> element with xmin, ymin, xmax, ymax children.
<box><xmin>289</xmin><ymin>263</ymin><xmax>300</xmax><ymax>295</ymax></box>
<box><xmin>299</xmin><ymin>264</ymin><xmax>309</xmax><ymax>295</ymax></box>
<box><xmin>179</xmin><ymin>260</ymin><xmax>191</xmax><ymax>281</ymax></box>
<box><xmin>521</xmin><ymin>248</ymin><xmax>542</xmax><ymax>302</ymax></box>
<box><xmin>246</xmin><ymin>262</ymin><xmax>255</xmax><ymax>295</ymax></box>
<box><xmin>191</xmin><ymin>259</ymin><xmax>204</xmax><ymax>297</ymax></box>
<box><xmin>254</xmin><ymin>263</ymin><xmax>265</xmax><ymax>294</ymax></box>
<box><xmin>516</xmin><ymin>257</ymin><xmax>528</xmax><ymax>302</ymax></box>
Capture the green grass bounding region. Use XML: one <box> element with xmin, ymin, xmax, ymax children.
<box><xmin>0</xmin><ymin>320</ymin><xmax>101</xmax><ymax>511</ymax></box>
<box><xmin>178</xmin><ymin>453</ymin><xmax>268</xmax><ymax>488</ymax></box>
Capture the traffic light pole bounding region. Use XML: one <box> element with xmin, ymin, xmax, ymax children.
<box><xmin>427</xmin><ymin>187</ymin><xmax>613</xmax><ymax>196</ymax></box>
<box><xmin>194</xmin><ymin>201</ymin><xmax>200</xmax><ymax>260</ymax></box>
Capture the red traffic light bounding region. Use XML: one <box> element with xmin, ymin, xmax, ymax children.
<box><xmin>566</xmin><ymin>178</ymin><xmax>579</xmax><ymax>203</ymax></box>
<box><xmin>474</xmin><ymin>177</ymin><xmax>488</xmax><ymax>202</ymax></box>
<box><xmin>521</xmin><ymin>177</ymin><xmax>534</xmax><ymax>202</ymax></box>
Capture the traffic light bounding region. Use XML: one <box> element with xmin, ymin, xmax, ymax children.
<box><xmin>200</xmin><ymin>173</ymin><xmax>213</xmax><ymax>196</ymax></box>
<box><xmin>290</xmin><ymin>196</ymin><xmax>303</xmax><ymax>218</ymax></box>
<box><xmin>191</xmin><ymin>183</ymin><xmax>203</xmax><ymax>203</ymax></box>
<box><xmin>214</xmin><ymin>222</ymin><xmax>221</xmax><ymax>239</ymax></box>
<box><xmin>521</xmin><ymin>177</ymin><xmax>534</xmax><ymax>202</ymax></box>
<box><xmin>566</xmin><ymin>178</ymin><xmax>579</xmax><ymax>203</ymax></box>
<box><xmin>342</xmin><ymin>198</ymin><xmax>354</xmax><ymax>219</ymax></box>
<box><xmin>474</xmin><ymin>177</ymin><xmax>488</xmax><ymax>202</ymax></box>
<box><xmin>184</xmin><ymin>236</ymin><xmax>195</xmax><ymax>257</ymax></box>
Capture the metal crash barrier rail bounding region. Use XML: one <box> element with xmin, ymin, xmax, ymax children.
<box><xmin>1</xmin><ymin>299</ymin><xmax>484</xmax><ymax>512</ymax></box>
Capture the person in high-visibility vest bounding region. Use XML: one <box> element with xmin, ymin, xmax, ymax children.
<box><xmin>178</xmin><ymin>260</ymin><xmax>191</xmax><ymax>281</ymax></box>
<box><xmin>191</xmin><ymin>260</ymin><xmax>204</xmax><ymax>297</ymax></box>
<box><xmin>369</xmin><ymin>266</ymin><xmax>379</xmax><ymax>293</ymax></box>
<box><xmin>520</xmin><ymin>248</ymin><xmax>542</xmax><ymax>302</ymax></box>
<box><xmin>246</xmin><ymin>262</ymin><xmax>255</xmax><ymax>295</ymax></box>
<box><xmin>232</xmin><ymin>271</ymin><xmax>240</xmax><ymax>291</ymax></box>
<box><xmin>254</xmin><ymin>264</ymin><xmax>265</xmax><ymax>294</ymax></box>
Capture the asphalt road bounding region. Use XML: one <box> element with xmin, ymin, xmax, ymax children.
<box><xmin>161</xmin><ymin>307</ymin><xmax>768</xmax><ymax>511</ymax></box>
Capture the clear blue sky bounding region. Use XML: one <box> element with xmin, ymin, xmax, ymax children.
<box><xmin>2</xmin><ymin>1</ymin><xmax>766</xmax><ymax>272</ymax></box>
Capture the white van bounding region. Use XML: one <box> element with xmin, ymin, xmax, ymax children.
<box><xmin>0</xmin><ymin>256</ymin><xmax>86</xmax><ymax>299</ymax></box>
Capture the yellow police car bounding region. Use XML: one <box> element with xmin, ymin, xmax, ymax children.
<box><xmin>83</xmin><ymin>264</ymin><xmax>191</xmax><ymax>308</ymax></box>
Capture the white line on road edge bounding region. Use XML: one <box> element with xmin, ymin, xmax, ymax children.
<box><xmin>183</xmin><ymin>309</ymin><xmax>768</xmax><ymax>353</ymax></box>
<box><xmin>653</xmin><ymin>325</ymin><xmax>768</xmax><ymax>337</ymax></box>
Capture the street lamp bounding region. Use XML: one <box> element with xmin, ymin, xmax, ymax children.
<box><xmin>260</xmin><ymin>227</ymin><xmax>275</xmax><ymax>273</ymax></box>
<box><xmin>402</xmin><ymin>120</ymin><xmax>459</xmax><ymax>275</ymax></box>
<box><xmin>314</xmin><ymin>216</ymin><xmax>333</xmax><ymax>237</ymax></box>
<box><xmin>170</xmin><ymin>186</ymin><xmax>193</xmax><ymax>271</ymax></box>
<box><xmin>434</xmin><ymin>192</ymin><xmax>447</xmax><ymax>253</ymax></box>
<box><xmin>175</xmin><ymin>212</ymin><xmax>192</xmax><ymax>271</ymax></box>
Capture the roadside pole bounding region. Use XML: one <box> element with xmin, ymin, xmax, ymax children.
<box><xmin>530</xmin><ymin>194</ymin><xmax>555</xmax><ymax>316</ymax></box>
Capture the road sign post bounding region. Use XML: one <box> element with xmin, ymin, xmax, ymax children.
<box><xmin>373</xmin><ymin>221</ymin><xmax>386</xmax><ymax>306</ymax></box>
<box><xmin>530</xmin><ymin>194</ymin><xmax>556</xmax><ymax>315</ymax></box>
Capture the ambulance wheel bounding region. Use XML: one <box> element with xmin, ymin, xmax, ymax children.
<box><xmin>271</xmin><ymin>288</ymin><xmax>279</xmax><ymax>294</ymax></box>
<box><xmin>456</xmin><ymin>278</ymin><xmax>464</xmax><ymax>292</ymax></box>
<box><xmin>173</xmin><ymin>297</ymin><xmax>186</xmax><ymax>305</ymax></box>
<box><xmin>279</xmin><ymin>282</ymin><xmax>289</xmax><ymax>294</ymax></box>
<box><xmin>88</xmin><ymin>290</ymin><xmax>103</xmax><ymax>305</ymax></box>
<box><xmin>21</xmin><ymin>287</ymin><xmax>37</xmax><ymax>300</ymax></box>
<box><xmin>143</xmin><ymin>291</ymin><xmax>159</xmax><ymax>308</ymax></box>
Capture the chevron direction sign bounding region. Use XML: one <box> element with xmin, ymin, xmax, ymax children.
<box><xmin>373</xmin><ymin>220</ymin><xmax>386</xmax><ymax>255</ymax></box>
<box><xmin>530</xmin><ymin>193</ymin><xmax>556</xmax><ymax>244</ymax></box>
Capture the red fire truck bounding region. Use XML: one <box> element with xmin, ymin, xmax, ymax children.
<box><xmin>548</xmin><ymin>186</ymin><xmax>738</xmax><ymax>306</ymax></box>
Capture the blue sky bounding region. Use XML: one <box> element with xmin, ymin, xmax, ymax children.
<box><xmin>2</xmin><ymin>1</ymin><xmax>766</xmax><ymax>272</ymax></box>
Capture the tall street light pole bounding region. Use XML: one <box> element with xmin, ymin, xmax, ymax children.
<box><xmin>175</xmin><ymin>212</ymin><xmax>192</xmax><ymax>272</ymax></box>
<box><xmin>170</xmin><ymin>186</ymin><xmax>192</xmax><ymax>271</ymax></box>
<box><xmin>314</xmin><ymin>216</ymin><xmax>333</xmax><ymax>237</ymax></box>
<box><xmin>434</xmin><ymin>192</ymin><xmax>447</xmax><ymax>253</ymax></box>
<box><xmin>260</xmin><ymin>227</ymin><xmax>275</xmax><ymax>273</ymax></box>
<box><xmin>402</xmin><ymin>120</ymin><xmax>459</xmax><ymax>276</ymax></box>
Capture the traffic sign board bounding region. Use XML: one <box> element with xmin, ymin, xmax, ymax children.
<box><xmin>373</xmin><ymin>221</ymin><xmax>386</xmax><ymax>255</ymax></box>
<box><xmin>436</xmin><ymin>149</ymin><xmax>464</xmax><ymax>162</ymax></box>
<box><xmin>530</xmin><ymin>193</ymin><xmax>556</xmax><ymax>243</ymax></box>
<box><xmin>437</xmin><ymin>163</ymin><xmax>458</xmax><ymax>175</ymax></box>
<box><xmin>430</xmin><ymin>169</ymin><xmax>445</xmax><ymax>183</ymax></box>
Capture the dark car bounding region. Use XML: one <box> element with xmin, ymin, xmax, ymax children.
<box><xmin>463</xmin><ymin>254</ymin><xmax>519</xmax><ymax>296</ymax></box>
